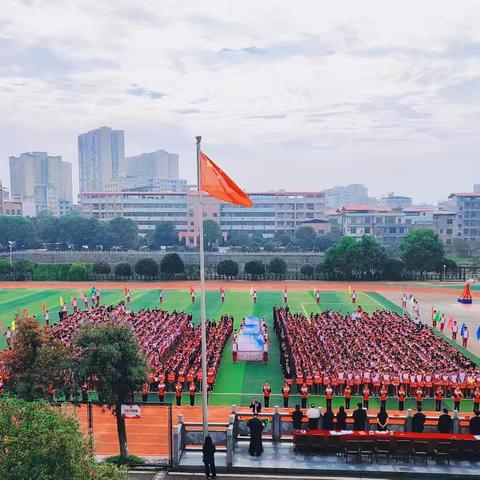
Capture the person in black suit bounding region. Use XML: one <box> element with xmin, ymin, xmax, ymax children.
<box><xmin>336</xmin><ymin>405</ymin><xmax>347</xmax><ymax>430</ymax></box>
<box><xmin>469</xmin><ymin>410</ymin><xmax>480</xmax><ymax>435</ymax></box>
<box><xmin>322</xmin><ymin>407</ymin><xmax>335</xmax><ymax>430</ymax></box>
<box><xmin>352</xmin><ymin>402</ymin><xmax>367</xmax><ymax>431</ymax></box>
<box><xmin>202</xmin><ymin>435</ymin><xmax>216</xmax><ymax>479</ymax></box>
<box><xmin>250</xmin><ymin>398</ymin><xmax>262</xmax><ymax>415</ymax></box>
<box><xmin>291</xmin><ymin>404</ymin><xmax>303</xmax><ymax>430</ymax></box>
<box><xmin>247</xmin><ymin>414</ymin><xmax>265</xmax><ymax>456</ymax></box>
<box><xmin>438</xmin><ymin>408</ymin><xmax>453</xmax><ymax>434</ymax></box>
<box><xmin>412</xmin><ymin>407</ymin><xmax>426</xmax><ymax>433</ymax></box>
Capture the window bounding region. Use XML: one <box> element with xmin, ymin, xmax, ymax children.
<box><xmin>350</xmin><ymin>227</ymin><xmax>357</xmax><ymax>234</ymax></box>
<box><xmin>364</xmin><ymin>227</ymin><xmax>371</xmax><ymax>234</ymax></box>
<box><xmin>447</xmin><ymin>218</ymin><xmax>453</xmax><ymax>225</ymax></box>
<box><xmin>447</xmin><ymin>229</ymin><xmax>453</xmax><ymax>235</ymax></box>
<box><xmin>390</xmin><ymin>227</ymin><xmax>396</xmax><ymax>233</ymax></box>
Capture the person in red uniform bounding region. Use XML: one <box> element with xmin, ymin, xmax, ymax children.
<box><xmin>189</xmin><ymin>382</ymin><xmax>196</xmax><ymax>407</ymax></box>
<box><xmin>167</xmin><ymin>371</ymin><xmax>176</xmax><ymax>391</ymax></box>
<box><xmin>362</xmin><ymin>385</ymin><xmax>370</xmax><ymax>409</ymax></box>
<box><xmin>158</xmin><ymin>380</ymin><xmax>166</xmax><ymax>403</ymax></box>
<box><xmin>175</xmin><ymin>381</ymin><xmax>183</xmax><ymax>406</ymax></box>
<box><xmin>325</xmin><ymin>383</ymin><xmax>334</xmax><ymax>410</ymax></box>
<box><xmin>435</xmin><ymin>387</ymin><xmax>444</xmax><ymax>412</ymax></box>
<box><xmin>379</xmin><ymin>384</ymin><xmax>388</xmax><ymax>410</ymax></box>
<box><xmin>48</xmin><ymin>385</ymin><xmax>55</xmax><ymax>403</ymax></box>
<box><xmin>398</xmin><ymin>385</ymin><xmax>406</xmax><ymax>411</ymax></box>
<box><xmin>344</xmin><ymin>385</ymin><xmax>352</xmax><ymax>410</ymax></box>
<box><xmin>473</xmin><ymin>387</ymin><xmax>480</xmax><ymax>413</ymax></box>
<box><xmin>453</xmin><ymin>386</ymin><xmax>464</xmax><ymax>412</ymax></box>
<box><xmin>232</xmin><ymin>340</ymin><xmax>238</xmax><ymax>362</ymax></box>
<box><xmin>300</xmin><ymin>382</ymin><xmax>309</xmax><ymax>409</ymax></box>
<box><xmin>142</xmin><ymin>382</ymin><xmax>149</xmax><ymax>403</ymax></box>
<box><xmin>263</xmin><ymin>381</ymin><xmax>272</xmax><ymax>408</ymax></box>
<box><xmin>415</xmin><ymin>387</ymin><xmax>423</xmax><ymax>410</ymax></box>
<box><xmin>281</xmin><ymin>382</ymin><xmax>290</xmax><ymax>408</ymax></box>
<box><xmin>207</xmin><ymin>369</ymin><xmax>215</xmax><ymax>392</ymax></box>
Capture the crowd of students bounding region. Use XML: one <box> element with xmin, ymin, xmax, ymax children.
<box><xmin>274</xmin><ymin>305</ymin><xmax>480</xmax><ymax>408</ymax></box>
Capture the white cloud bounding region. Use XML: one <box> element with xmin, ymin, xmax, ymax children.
<box><xmin>0</xmin><ymin>0</ymin><xmax>479</xmax><ymax>202</ymax></box>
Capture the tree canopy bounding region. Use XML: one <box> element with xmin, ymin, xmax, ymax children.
<box><xmin>150</xmin><ymin>222</ymin><xmax>178</xmax><ymax>248</ymax></box>
<box><xmin>203</xmin><ymin>220</ymin><xmax>223</xmax><ymax>250</ymax></box>
<box><xmin>244</xmin><ymin>260</ymin><xmax>265</xmax><ymax>278</ymax></box>
<box><xmin>268</xmin><ymin>257</ymin><xmax>287</xmax><ymax>277</ymax></box>
<box><xmin>216</xmin><ymin>259</ymin><xmax>239</xmax><ymax>278</ymax></box>
<box><xmin>134</xmin><ymin>258</ymin><xmax>159</xmax><ymax>277</ymax></box>
<box><xmin>160</xmin><ymin>253</ymin><xmax>185</xmax><ymax>278</ymax></box>
<box><xmin>400</xmin><ymin>229</ymin><xmax>445</xmax><ymax>273</ymax></box>
<box><xmin>294</xmin><ymin>226</ymin><xmax>317</xmax><ymax>251</ymax></box>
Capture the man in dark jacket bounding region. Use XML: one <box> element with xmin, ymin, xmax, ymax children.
<box><xmin>250</xmin><ymin>398</ymin><xmax>262</xmax><ymax>415</ymax></box>
<box><xmin>247</xmin><ymin>414</ymin><xmax>265</xmax><ymax>456</ymax></box>
<box><xmin>291</xmin><ymin>404</ymin><xmax>304</xmax><ymax>430</ymax></box>
<box><xmin>469</xmin><ymin>410</ymin><xmax>480</xmax><ymax>435</ymax></box>
<box><xmin>412</xmin><ymin>407</ymin><xmax>426</xmax><ymax>433</ymax></box>
<box><xmin>352</xmin><ymin>403</ymin><xmax>367</xmax><ymax>431</ymax></box>
<box><xmin>438</xmin><ymin>408</ymin><xmax>453</xmax><ymax>434</ymax></box>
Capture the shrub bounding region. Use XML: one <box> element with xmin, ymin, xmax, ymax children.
<box><xmin>160</xmin><ymin>253</ymin><xmax>185</xmax><ymax>278</ymax></box>
<box><xmin>92</xmin><ymin>261</ymin><xmax>111</xmax><ymax>276</ymax></box>
<box><xmin>134</xmin><ymin>258</ymin><xmax>159</xmax><ymax>278</ymax></box>
<box><xmin>13</xmin><ymin>259</ymin><xmax>35</xmax><ymax>275</ymax></box>
<box><xmin>68</xmin><ymin>263</ymin><xmax>90</xmax><ymax>281</ymax></box>
<box><xmin>244</xmin><ymin>260</ymin><xmax>265</xmax><ymax>278</ymax></box>
<box><xmin>114</xmin><ymin>263</ymin><xmax>133</xmax><ymax>278</ymax></box>
<box><xmin>216</xmin><ymin>259</ymin><xmax>239</xmax><ymax>278</ymax></box>
<box><xmin>300</xmin><ymin>264</ymin><xmax>314</xmax><ymax>277</ymax></box>
<box><xmin>0</xmin><ymin>259</ymin><xmax>13</xmax><ymax>275</ymax></box>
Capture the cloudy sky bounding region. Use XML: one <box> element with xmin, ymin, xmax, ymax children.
<box><xmin>1</xmin><ymin>0</ymin><xmax>480</xmax><ymax>203</ymax></box>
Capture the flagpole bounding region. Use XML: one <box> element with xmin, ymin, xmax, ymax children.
<box><xmin>196</xmin><ymin>135</ymin><xmax>209</xmax><ymax>438</ymax></box>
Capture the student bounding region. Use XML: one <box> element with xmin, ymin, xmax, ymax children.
<box><xmin>44</xmin><ymin>310</ymin><xmax>50</xmax><ymax>327</ymax></box>
<box><xmin>281</xmin><ymin>382</ymin><xmax>291</xmax><ymax>408</ymax></box>
<box><xmin>141</xmin><ymin>382</ymin><xmax>149</xmax><ymax>403</ymax></box>
<box><xmin>189</xmin><ymin>382</ymin><xmax>196</xmax><ymax>407</ymax></box>
<box><xmin>175</xmin><ymin>381</ymin><xmax>182</xmax><ymax>406</ymax></box>
<box><xmin>398</xmin><ymin>385</ymin><xmax>406</xmax><ymax>411</ymax></box>
<box><xmin>202</xmin><ymin>435</ymin><xmax>216</xmax><ymax>479</ymax></box>
<box><xmin>344</xmin><ymin>385</ymin><xmax>352</xmax><ymax>410</ymax></box>
<box><xmin>263</xmin><ymin>381</ymin><xmax>272</xmax><ymax>408</ymax></box>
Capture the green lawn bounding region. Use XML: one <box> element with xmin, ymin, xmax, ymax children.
<box><xmin>2</xmin><ymin>286</ymin><xmax>479</xmax><ymax>409</ymax></box>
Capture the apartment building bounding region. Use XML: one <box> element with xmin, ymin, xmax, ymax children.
<box><xmin>449</xmin><ymin>193</ymin><xmax>480</xmax><ymax>242</ymax></box>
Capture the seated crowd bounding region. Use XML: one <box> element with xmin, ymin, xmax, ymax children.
<box><xmin>274</xmin><ymin>306</ymin><xmax>480</xmax><ymax>404</ymax></box>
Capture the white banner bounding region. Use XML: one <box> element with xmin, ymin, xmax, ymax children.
<box><xmin>121</xmin><ymin>404</ymin><xmax>141</xmax><ymax>418</ymax></box>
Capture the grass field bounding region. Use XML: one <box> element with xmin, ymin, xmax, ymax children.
<box><xmin>1</xmin><ymin>286</ymin><xmax>478</xmax><ymax>410</ymax></box>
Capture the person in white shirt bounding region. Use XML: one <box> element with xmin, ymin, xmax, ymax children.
<box><xmin>351</xmin><ymin>290</ymin><xmax>357</xmax><ymax>304</ymax></box>
<box><xmin>452</xmin><ymin>321</ymin><xmax>458</xmax><ymax>340</ymax></box>
<box><xmin>463</xmin><ymin>326</ymin><xmax>469</xmax><ymax>347</ymax></box>
<box><xmin>307</xmin><ymin>403</ymin><xmax>320</xmax><ymax>430</ymax></box>
<box><xmin>252</xmin><ymin>290</ymin><xmax>257</xmax><ymax>304</ymax></box>
<box><xmin>44</xmin><ymin>310</ymin><xmax>50</xmax><ymax>327</ymax></box>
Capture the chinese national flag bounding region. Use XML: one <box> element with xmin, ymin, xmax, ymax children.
<box><xmin>200</xmin><ymin>152</ymin><xmax>252</xmax><ymax>207</ymax></box>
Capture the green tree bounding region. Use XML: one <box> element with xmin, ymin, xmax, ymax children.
<box><xmin>68</xmin><ymin>263</ymin><xmax>90</xmax><ymax>281</ymax></box>
<box><xmin>114</xmin><ymin>263</ymin><xmax>133</xmax><ymax>278</ymax></box>
<box><xmin>400</xmin><ymin>229</ymin><xmax>445</xmax><ymax>273</ymax></box>
<box><xmin>60</xmin><ymin>215</ymin><xmax>100</xmax><ymax>249</ymax></box>
<box><xmin>383</xmin><ymin>258</ymin><xmax>405</xmax><ymax>280</ymax></box>
<box><xmin>322</xmin><ymin>236</ymin><xmax>358</xmax><ymax>279</ymax></box>
<box><xmin>160</xmin><ymin>253</ymin><xmax>185</xmax><ymax>278</ymax></box>
<box><xmin>294</xmin><ymin>226</ymin><xmax>317</xmax><ymax>251</ymax></box>
<box><xmin>268</xmin><ymin>257</ymin><xmax>287</xmax><ymax>278</ymax></box>
<box><xmin>203</xmin><ymin>220</ymin><xmax>222</xmax><ymax>250</ymax></box>
<box><xmin>314</xmin><ymin>231</ymin><xmax>342</xmax><ymax>252</ymax></box>
<box><xmin>101</xmin><ymin>218</ymin><xmax>139</xmax><ymax>250</ymax></box>
<box><xmin>0</xmin><ymin>259</ymin><xmax>13</xmax><ymax>275</ymax></box>
<box><xmin>3</xmin><ymin>317</ymin><xmax>73</xmax><ymax>401</ymax></box>
<box><xmin>92</xmin><ymin>261</ymin><xmax>112</xmax><ymax>276</ymax></box>
<box><xmin>216</xmin><ymin>259</ymin><xmax>239</xmax><ymax>278</ymax></box>
<box><xmin>0</xmin><ymin>216</ymin><xmax>37</xmax><ymax>249</ymax></box>
<box><xmin>150</xmin><ymin>222</ymin><xmax>178</xmax><ymax>248</ymax></box>
<box><xmin>0</xmin><ymin>396</ymin><xmax>128</xmax><ymax>480</ymax></box>
<box><xmin>274</xmin><ymin>232</ymin><xmax>292</xmax><ymax>248</ymax></box>
<box><xmin>75</xmin><ymin>323</ymin><xmax>148</xmax><ymax>460</ymax></box>
<box><xmin>134</xmin><ymin>258</ymin><xmax>159</xmax><ymax>278</ymax></box>
<box><xmin>36</xmin><ymin>213</ymin><xmax>62</xmax><ymax>246</ymax></box>
<box><xmin>244</xmin><ymin>260</ymin><xmax>265</xmax><ymax>278</ymax></box>
<box><xmin>228</xmin><ymin>232</ymin><xmax>251</xmax><ymax>247</ymax></box>
<box><xmin>300</xmin><ymin>264</ymin><xmax>314</xmax><ymax>278</ymax></box>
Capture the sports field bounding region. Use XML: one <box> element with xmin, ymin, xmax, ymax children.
<box><xmin>1</xmin><ymin>283</ymin><xmax>479</xmax><ymax>411</ymax></box>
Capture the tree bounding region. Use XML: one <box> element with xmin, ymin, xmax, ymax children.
<box><xmin>263</xmin><ymin>242</ymin><xmax>276</xmax><ymax>252</ymax></box>
<box><xmin>244</xmin><ymin>260</ymin><xmax>265</xmax><ymax>278</ymax></box>
<box><xmin>0</xmin><ymin>259</ymin><xmax>12</xmax><ymax>275</ymax></box>
<box><xmin>160</xmin><ymin>253</ymin><xmax>185</xmax><ymax>278</ymax></box>
<box><xmin>114</xmin><ymin>263</ymin><xmax>133</xmax><ymax>278</ymax></box>
<box><xmin>68</xmin><ymin>263</ymin><xmax>90</xmax><ymax>281</ymax></box>
<box><xmin>268</xmin><ymin>257</ymin><xmax>287</xmax><ymax>278</ymax></box>
<box><xmin>274</xmin><ymin>232</ymin><xmax>292</xmax><ymax>248</ymax></box>
<box><xmin>401</xmin><ymin>229</ymin><xmax>445</xmax><ymax>273</ymax></box>
<box><xmin>216</xmin><ymin>259</ymin><xmax>239</xmax><ymax>278</ymax></box>
<box><xmin>251</xmin><ymin>233</ymin><xmax>264</xmax><ymax>248</ymax></box>
<box><xmin>0</xmin><ymin>216</ymin><xmax>37</xmax><ymax>249</ymax></box>
<box><xmin>101</xmin><ymin>218</ymin><xmax>139</xmax><ymax>250</ymax></box>
<box><xmin>451</xmin><ymin>238</ymin><xmax>470</xmax><ymax>258</ymax></box>
<box><xmin>134</xmin><ymin>258</ymin><xmax>159</xmax><ymax>278</ymax></box>
<box><xmin>294</xmin><ymin>226</ymin><xmax>317</xmax><ymax>251</ymax></box>
<box><xmin>13</xmin><ymin>259</ymin><xmax>36</xmax><ymax>280</ymax></box>
<box><xmin>228</xmin><ymin>232</ymin><xmax>251</xmax><ymax>247</ymax></box>
<box><xmin>150</xmin><ymin>222</ymin><xmax>178</xmax><ymax>248</ymax></box>
<box><xmin>60</xmin><ymin>215</ymin><xmax>100</xmax><ymax>249</ymax></box>
<box><xmin>203</xmin><ymin>220</ymin><xmax>222</xmax><ymax>250</ymax></box>
<box><xmin>92</xmin><ymin>261</ymin><xmax>112</xmax><ymax>276</ymax></box>
<box><xmin>314</xmin><ymin>231</ymin><xmax>342</xmax><ymax>252</ymax></box>
<box><xmin>0</xmin><ymin>396</ymin><xmax>128</xmax><ymax>480</ymax></box>
<box><xmin>383</xmin><ymin>258</ymin><xmax>405</xmax><ymax>280</ymax></box>
<box><xmin>36</xmin><ymin>213</ymin><xmax>62</xmax><ymax>246</ymax></box>
<box><xmin>3</xmin><ymin>317</ymin><xmax>73</xmax><ymax>401</ymax></box>
<box><xmin>300</xmin><ymin>264</ymin><xmax>314</xmax><ymax>278</ymax></box>
<box><xmin>75</xmin><ymin>323</ymin><xmax>148</xmax><ymax>460</ymax></box>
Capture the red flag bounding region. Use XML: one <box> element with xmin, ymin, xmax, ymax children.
<box><xmin>1</xmin><ymin>323</ymin><xmax>5</xmax><ymax>334</ymax></box>
<box><xmin>42</xmin><ymin>303</ymin><xmax>47</xmax><ymax>313</ymax></box>
<box><xmin>284</xmin><ymin>286</ymin><xmax>288</xmax><ymax>293</ymax></box>
<box><xmin>219</xmin><ymin>287</ymin><xmax>224</xmax><ymax>294</ymax></box>
<box><xmin>189</xmin><ymin>286</ymin><xmax>194</xmax><ymax>295</ymax></box>
<box><xmin>448</xmin><ymin>317</ymin><xmax>454</xmax><ymax>329</ymax></box>
<box><xmin>200</xmin><ymin>152</ymin><xmax>252</xmax><ymax>207</ymax></box>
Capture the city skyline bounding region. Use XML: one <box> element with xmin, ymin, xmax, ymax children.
<box><xmin>1</xmin><ymin>1</ymin><xmax>480</xmax><ymax>202</ymax></box>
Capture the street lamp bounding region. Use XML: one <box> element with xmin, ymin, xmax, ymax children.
<box><xmin>443</xmin><ymin>263</ymin><xmax>447</xmax><ymax>282</ymax></box>
<box><xmin>7</xmin><ymin>241</ymin><xmax>13</xmax><ymax>267</ymax></box>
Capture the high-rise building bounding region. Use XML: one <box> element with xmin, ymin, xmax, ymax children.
<box><xmin>9</xmin><ymin>152</ymin><xmax>72</xmax><ymax>215</ymax></box>
<box><xmin>474</xmin><ymin>184</ymin><xmax>480</xmax><ymax>193</ymax></box>
<box><xmin>449</xmin><ymin>192</ymin><xmax>480</xmax><ymax>242</ymax></box>
<box><xmin>126</xmin><ymin>149</ymin><xmax>179</xmax><ymax>179</ymax></box>
<box><xmin>381</xmin><ymin>193</ymin><xmax>413</xmax><ymax>210</ymax></box>
<box><xmin>78</xmin><ymin>126</ymin><xmax>125</xmax><ymax>192</ymax></box>
<box><xmin>325</xmin><ymin>184</ymin><xmax>375</xmax><ymax>211</ymax></box>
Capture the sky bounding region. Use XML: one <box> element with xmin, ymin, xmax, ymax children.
<box><xmin>1</xmin><ymin>0</ymin><xmax>480</xmax><ymax>204</ymax></box>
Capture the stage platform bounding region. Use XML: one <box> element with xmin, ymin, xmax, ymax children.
<box><xmin>177</xmin><ymin>440</ymin><xmax>480</xmax><ymax>478</ymax></box>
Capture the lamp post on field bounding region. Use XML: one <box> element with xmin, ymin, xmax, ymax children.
<box><xmin>443</xmin><ymin>263</ymin><xmax>447</xmax><ymax>282</ymax></box>
<box><xmin>7</xmin><ymin>241</ymin><xmax>13</xmax><ymax>267</ymax></box>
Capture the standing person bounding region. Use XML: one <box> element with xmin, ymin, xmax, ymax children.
<box><xmin>412</xmin><ymin>407</ymin><xmax>426</xmax><ymax>433</ymax></box>
<box><xmin>48</xmin><ymin>385</ymin><xmax>55</xmax><ymax>403</ymax></box>
<box><xmin>473</xmin><ymin>387</ymin><xmax>480</xmax><ymax>413</ymax></box>
<box><xmin>307</xmin><ymin>403</ymin><xmax>320</xmax><ymax>430</ymax></box>
<box><xmin>44</xmin><ymin>310</ymin><xmax>50</xmax><ymax>327</ymax></box>
<box><xmin>175</xmin><ymin>381</ymin><xmax>182</xmax><ymax>406</ymax></box>
<box><xmin>469</xmin><ymin>410</ymin><xmax>480</xmax><ymax>435</ymax></box>
<box><xmin>376</xmin><ymin>407</ymin><xmax>389</xmax><ymax>432</ymax></box>
<box><xmin>344</xmin><ymin>385</ymin><xmax>352</xmax><ymax>410</ymax></box>
<box><xmin>281</xmin><ymin>382</ymin><xmax>291</xmax><ymax>408</ymax></box>
<box><xmin>250</xmin><ymin>398</ymin><xmax>262</xmax><ymax>415</ymax></box>
<box><xmin>352</xmin><ymin>403</ymin><xmax>367</xmax><ymax>431</ymax></box>
<box><xmin>453</xmin><ymin>386</ymin><xmax>464</xmax><ymax>411</ymax></box>
<box><xmin>379</xmin><ymin>385</ymin><xmax>388</xmax><ymax>410</ymax></box>
<box><xmin>336</xmin><ymin>405</ymin><xmax>347</xmax><ymax>430</ymax></box>
<box><xmin>322</xmin><ymin>407</ymin><xmax>335</xmax><ymax>430</ymax></box>
<box><xmin>158</xmin><ymin>380</ymin><xmax>166</xmax><ymax>403</ymax></box>
<box><xmin>462</xmin><ymin>326</ymin><xmax>469</xmax><ymax>347</ymax></box>
<box><xmin>232</xmin><ymin>340</ymin><xmax>238</xmax><ymax>362</ymax></box>
<box><xmin>438</xmin><ymin>408</ymin><xmax>453</xmax><ymax>434</ymax></box>
<box><xmin>325</xmin><ymin>383</ymin><xmax>334</xmax><ymax>410</ymax></box>
<box><xmin>202</xmin><ymin>435</ymin><xmax>216</xmax><ymax>479</ymax></box>
<box><xmin>315</xmin><ymin>290</ymin><xmax>320</xmax><ymax>305</ymax></box>
<box><xmin>82</xmin><ymin>294</ymin><xmax>89</xmax><ymax>309</ymax></box>
<box><xmin>300</xmin><ymin>382</ymin><xmax>309</xmax><ymax>409</ymax></box>
<box><xmin>439</xmin><ymin>314</ymin><xmax>446</xmax><ymax>332</ymax></box>
<box><xmin>398</xmin><ymin>385</ymin><xmax>406</xmax><ymax>411</ymax></box>
<box><xmin>263</xmin><ymin>381</ymin><xmax>272</xmax><ymax>408</ymax></box>
<box><xmin>95</xmin><ymin>289</ymin><xmax>101</xmax><ymax>307</ymax></box>
<box><xmin>415</xmin><ymin>387</ymin><xmax>423</xmax><ymax>410</ymax></box>
<box><xmin>252</xmin><ymin>290</ymin><xmax>257</xmax><ymax>304</ymax></box>
<box><xmin>413</xmin><ymin>299</ymin><xmax>420</xmax><ymax>318</ymax></box>
<box><xmin>283</xmin><ymin>288</ymin><xmax>288</xmax><ymax>305</ymax></box>
<box><xmin>72</xmin><ymin>297</ymin><xmax>78</xmax><ymax>313</ymax></box>
<box><xmin>126</xmin><ymin>289</ymin><xmax>131</xmax><ymax>303</ymax></box>
<box><xmin>452</xmin><ymin>321</ymin><xmax>458</xmax><ymax>340</ymax></box>
<box><xmin>291</xmin><ymin>404</ymin><xmax>304</xmax><ymax>430</ymax></box>
<box><xmin>220</xmin><ymin>288</ymin><xmax>225</xmax><ymax>304</ymax></box>
<box><xmin>435</xmin><ymin>387</ymin><xmax>444</xmax><ymax>412</ymax></box>
<box><xmin>401</xmin><ymin>294</ymin><xmax>407</xmax><ymax>311</ymax></box>
<box><xmin>247</xmin><ymin>414</ymin><xmax>264</xmax><ymax>457</ymax></box>
<box><xmin>351</xmin><ymin>290</ymin><xmax>356</xmax><ymax>304</ymax></box>
<box><xmin>191</xmin><ymin>289</ymin><xmax>196</xmax><ymax>303</ymax></box>
<box><xmin>189</xmin><ymin>382</ymin><xmax>196</xmax><ymax>407</ymax></box>
<box><xmin>362</xmin><ymin>385</ymin><xmax>370</xmax><ymax>409</ymax></box>
<box><xmin>159</xmin><ymin>290</ymin><xmax>163</xmax><ymax>304</ymax></box>
<box><xmin>262</xmin><ymin>341</ymin><xmax>269</xmax><ymax>364</ymax></box>
<box><xmin>141</xmin><ymin>382</ymin><xmax>149</xmax><ymax>403</ymax></box>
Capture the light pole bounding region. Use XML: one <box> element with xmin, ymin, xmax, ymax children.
<box><xmin>443</xmin><ymin>263</ymin><xmax>447</xmax><ymax>282</ymax></box>
<box><xmin>7</xmin><ymin>241</ymin><xmax>13</xmax><ymax>267</ymax></box>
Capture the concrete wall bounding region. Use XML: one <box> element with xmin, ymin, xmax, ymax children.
<box><xmin>2</xmin><ymin>250</ymin><xmax>324</xmax><ymax>273</ymax></box>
